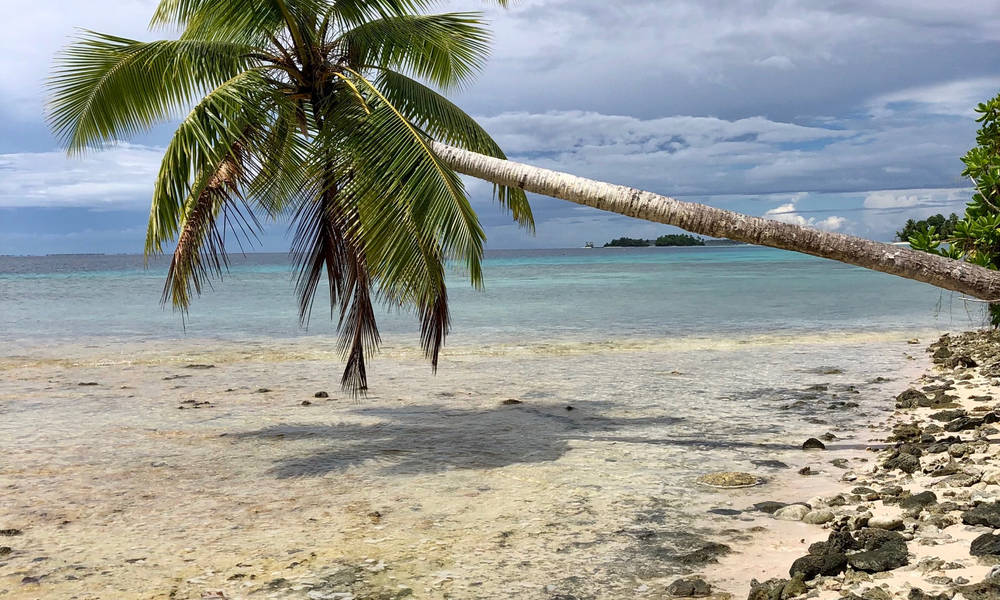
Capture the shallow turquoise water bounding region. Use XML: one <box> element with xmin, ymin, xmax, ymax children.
<box><xmin>0</xmin><ymin>246</ymin><xmax>985</xmax><ymax>348</ymax></box>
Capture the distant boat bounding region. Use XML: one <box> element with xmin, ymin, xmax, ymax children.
<box><xmin>583</xmin><ymin>242</ymin><xmax>594</xmax><ymax>248</ymax></box>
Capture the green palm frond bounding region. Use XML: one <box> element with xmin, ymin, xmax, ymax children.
<box><xmin>341</xmin><ymin>13</ymin><xmax>491</xmax><ymax>89</ymax></box>
<box><xmin>346</xmin><ymin>68</ymin><xmax>485</xmax><ymax>285</ymax></box>
<box><xmin>146</xmin><ymin>69</ymin><xmax>276</xmax><ymax>257</ymax></box>
<box><xmin>48</xmin><ymin>32</ymin><xmax>253</xmax><ymax>152</ymax></box>
<box><xmin>374</xmin><ymin>69</ymin><xmax>533</xmax><ymax>229</ymax></box>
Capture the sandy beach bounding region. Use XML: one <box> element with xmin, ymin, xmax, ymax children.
<box><xmin>0</xmin><ymin>328</ymin><xmax>955</xmax><ymax>600</ymax></box>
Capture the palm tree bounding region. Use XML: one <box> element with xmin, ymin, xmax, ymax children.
<box><xmin>48</xmin><ymin>0</ymin><xmax>533</xmax><ymax>392</ymax></box>
<box><xmin>432</xmin><ymin>142</ymin><xmax>1000</xmax><ymax>302</ymax></box>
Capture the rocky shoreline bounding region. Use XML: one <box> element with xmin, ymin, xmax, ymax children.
<box><xmin>678</xmin><ymin>330</ymin><xmax>1000</xmax><ymax>600</ymax></box>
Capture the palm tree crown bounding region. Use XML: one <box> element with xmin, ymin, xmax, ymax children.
<box><xmin>48</xmin><ymin>0</ymin><xmax>533</xmax><ymax>392</ymax></box>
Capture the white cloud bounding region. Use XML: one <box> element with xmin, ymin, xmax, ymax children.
<box><xmin>763</xmin><ymin>200</ymin><xmax>846</xmax><ymax>231</ymax></box>
<box><xmin>868</xmin><ymin>77</ymin><xmax>1000</xmax><ymax>118</ymax></box>
<box><xmin>0</xmin><ymin>144</ymin><xmax>162</xmax><ymax>208</ymax></box>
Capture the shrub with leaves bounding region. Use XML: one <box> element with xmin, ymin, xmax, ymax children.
<box><xmin>908</xmin><ymin>94</ymin><xmax>1000</xmax><ymax>326</ymax></box>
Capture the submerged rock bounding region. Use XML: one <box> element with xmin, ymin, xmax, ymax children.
<box><xmin>896</xmin><ymin>388</ymin><xmax>930</xmax><ymax>408</ymax></box>
<box><xmin>752</xmin><ymin>501</ymin><xmax>788</xmax><ymax>514</ymax></box>
<box><xmin>666</xmin><ymin>577</ymin><xmax>712</xmax><ymax>597</ymax></box>
<box><xmin>314</xmin><ymin>391</ymin><xmax>329</xmax><ymax>398</ymax></box>
<box><xmin>696</xmin><ymin>472</ymin><xmax>760</xmax><ymax>488</ymax></box>
<box><xmin>802</xmin><ymin>438</ymin><xmax>826</xmax><ymax>450</ymax></box>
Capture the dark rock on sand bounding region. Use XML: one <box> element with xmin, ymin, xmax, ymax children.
<box><xmin>889</xmin><ymin>423</ymin><xmax>923</xmax><ymax>442</ymax></box>
<box><xmin>899</xmin><ymin>491</ymin><xmax>937</xmax><ymax>511</ymax></box>
<box><xmin>255</xmin><ymin>388</ymin><xmax>271</xmax><ymax>393</ymax></box>
<box><xmin>808</xmin><ymin>531</ymin><xmax>860</xmax><ymax>555</ymax></box>
<box><xmin>0</xmin><ymin>546</ymin><xmax>11</xmax><ymax>556</ymax></box>
<box><xmin>789</xmin><ymin>552</ymin><xmax>847</xmax><ymax>579</ymax></box>
<box><xmin>708</xmin><ymin>508</ymin><xmax>742</xmax><ymax>516</ymax></box>
<box><xmin>970</xmin><ymin>533</ymin><xmax>1000</xmax><ymax>557</ymax></box>
<box><xmin>184</xmin><ymin>363</ymin><xmax>215</xmax><ymax>369</ymax></box>
<box><xmin>848</xmin><ymin>529</ymin><xmax>908</xmax><ymax>573</ymax></box>
<box><xmin>314</xmin><ymin>391</ymin><xmax>329</xmax><ymax>398</ymax></box>
<box><xmin>666</xmin><ymin>576</ymin><xmax>712</xmax><ymax>597</ymax></box>
<box><xmin>677</xmin><ymin>542</ymin><xmax>731</xmax><ymax>565</ymax></box>
<box><xmin>753</xmin><ymin>501</ymin><xmax>788</xmax><ymax>514</ymax></box>
<box><xmin>883</xmin><ymin>450</ymin><xmax>921</xmax><ymax>474</ymax></box>
<box><xmin>301</xmin><ymin>400</ymin><xmax>312</xmax><ymax>406</ymax></box>
<box><xmin>957</xmin><ymin>571</ymin><xmax>1000</xmax><ymax>600</ymax></box>
<box><xmin>951</xmin><ymin>355</ymin><xmax>978</xmax><ymax>368</ymax></box>
<box><xmin>896</xmin><ymin>388</ymin><xmax>930</xmax><ymax>408</ymax></box>
<box><xmin>77</xmin><ymin>382</ymin><xmax>99</xmax><ymax>386</ymax></box>
<box><xmin>0</xmin><ymin>529</ymin><xmax>22</xmax><ymax>536</ymax></box>
<box><xmin>908</xmin><ymin>590</ymin><xmax>951</xmax><ymax>600</ymax></box>
<box><xmin>501</xmin><ymin>399</ymin><xmax>523</xmax><ymax>405</ymax></box>
<box><xmin>802</xmin><ymin>438</ymin><xmax>826</xmax><ymax>450</ymax></box>
<box><xmin>930</xmin><ymin>409</ymin><xmax>967</xmax><ymax>422</ymax></box>
<box><xmin>962</xmin><ymin>502</ymin><xmax>1000</xmax><ymax>528</ymax></box>
<box><xmin>747</xmin><ymin>575</ymin><xmax>807</xmax><ymax>600</ymax></box>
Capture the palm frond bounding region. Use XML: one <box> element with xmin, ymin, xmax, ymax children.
<box><xmin>374</xmin><ymin>69</ymin><xmax>533</xmax><ymax>229</ymax></box>
<box><xmin>48</xmin><ymin>32</ymin><xmax>253</xmax><ymax>152</ymax></box>
<box><xmin>345</xmin><ymin>68</ymin><xmax>485</xmax><ymax>286</ymax></box>
<box><xmin>340</xmin><ymin>13</ymin><xmax>491</xmax><ymax>90</ymax></box>
<box><xmin>146</xmin><ymin>69</ymin><xmax>277</xmax><ymax>258</ymax></box>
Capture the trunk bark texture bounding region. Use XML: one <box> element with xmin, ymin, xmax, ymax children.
<box><xmin>433</xmin><ymin>141</ymin><xmax>1000</xmax><ymax>301</ymax></box>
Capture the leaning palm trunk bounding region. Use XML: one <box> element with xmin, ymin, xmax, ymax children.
<box><xmin>433</xmin><ymin>142</ymin><xmax>1000</xmax><ymax>302</ymax></box>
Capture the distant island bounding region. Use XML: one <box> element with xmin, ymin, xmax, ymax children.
<box><xmin>604</xmin><ymin>234</ymin><xmax>739</xmax><ymax>247</ymax></box>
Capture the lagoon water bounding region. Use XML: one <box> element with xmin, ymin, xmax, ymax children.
<box><xmin>0</xmin><ymin>246</ymin><xmax>989</xmax><ymax>598</ymax></box>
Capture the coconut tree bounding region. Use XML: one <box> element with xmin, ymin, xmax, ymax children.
<box><xmin>48</xmin><ymin>0</ymin><xmax>532</xmax><ymax>392</ymax></box>
<box><xmin>431</xmin><ymin>141</ymin><xmax>1000</xmax><ymax>302</ymax></box>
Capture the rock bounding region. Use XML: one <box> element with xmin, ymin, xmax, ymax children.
<box><xmin>970</xmin><ymin>533</ymin><xmax>1000</xmax><ymax>556</ymax></box>
<box><xmin>884</xmin><ymin>451</ymin><xmax>921</xmax><ymax>474</ymax></box>
<box><xmin>933</xmin><ymin>346</ymin><xmax>953</xmax><ymax>360</ymax></box>
<box><xmin>951</xmin><ymin>355</ymin><xmax>978</xmax><ymax>368</ymax></box>
<box><xmin>789</xmin><ymin>552</ymin><xmax>847</xmax><ymax>579</ymax></box>
<box><xmin>930</xmin><ymin>409</ymin><xmax>967</xmax><ymax>422</ymax></box>
<box><xmin>944</xmin><ymin>416</ymin><xmax>985</xmax><ymax>432</ymax></box>
<box><xmin>867</xmin><ymin>515</ymin><xmax>904</xmax><ymax>531</ymax></box>
<box><xmin>802</xmin><ymin>438</ymin><xmax>826</xmax><ymax>450</ymax></box>
<box><xmin>0</xmin><ymin>546</ymin><xmax>10</xmax><ymax>556</ymax></box>
<box><xmin>907</xmin><ymin>590</ymin><xmax>951</xmax><ymax>600</ymax></box>
<box><xmin>830</xmin><ymin>458</ymin><xmax>849</xmax><ymax>469</ymax></box>
<box><xmin>708</xmin><ymin>508</ymin><xmax>742</xmax><ymax>516</ymax></box>
<box><xmin>753</xmin><ymin>501</ymin><xmax>788</xmax><ymax>514</ymax></box>
<box><xmin>899</xmin><ymin>491</ymin><xmax>937</xmax><ymax>511</ymax></box>
<box><xmin>889</xmin><ymin>423</ymin><xmax>923</xmax><ymax>442</ymax></box>
<box><xmin>0</xmin><ymin>529</ymin><xmax>22</xmax><ymax>536</ymax></box>
<box><xmin>957</xmin><ymin>575</ymin><xmax>1000</xmax><ymax>600</ymax></box>
<box><xmin>696</xmin><ymin>472</ymin><xmax>760</xmax><ymax>488</ymax></box>
<box><xmin>863</xmin><ymin>587</ymin><xmax>891</xmax><ymax>600</ymax></box>
<box><xmin>774</xmin><ymin>505</ymin><xmax>811</xmax><ymax>521</ymax></box>
<box><xmin>747</xmin><ymin>578</ymin><xmax>787</xmax><ymax>600</ymax></box>
<box><xmin>255</xmin><ymin>388</ymin><xmax>271</xmax><ymax>393</ymax></box>
<box><xmin>314</xmin><ymin>391</ymin><xmax>329</xmax><ymax>398</ymax></box>
<box><xmin>677</xmin><ymin>542</ymin><xmax>731</xmax><ymax>565</ymax></box>
<box><xmin>809</xmin><ymin>531</ymin><xmax>860</xmax><ymax>555</ymax></box>
<box><xmin>947</xmin><ymin>443</ymin><xmax>971</xmax><ymax>458</ymax></box>
<box><xmin>962</xmin><ymin>502</ymin><xmax>1000</xmax><ymax>528</ymax></box>
<box><xmin>821</xmin><ymin>432</ymin><xmax>838</xmax><ymax>441</ymax></box>
<box><xmin>798</xmin><ymin>466</ymin><xmax>813</xmax><ymax>475</ymax></box>
<box><xmin>803</xmin><ymin>509</ymin><xmax>835</xmax><ymax>525</ymax></box>
<box><xmin>752</xmin><ymin>460</ymin><xmax>789</xmax><ymax>469</ymax></box>
<box><xmin>301</xmin><ymin>400</ymin><xmax>312</xmax><ymax>406</ymax></box>
<box><xmin>896</xmin><ymin>388</ymin><xmax>930</xmax><ymax>408</ymax></box>
<box><xmin>848</xmin><ymin>529</ymin><xmax>908</xmax><ymax>573</ymax></box>
<box><xmin>666</xmin><ymin>577</ymin><xmax>712</xmax><ymax>597</ymax></box>
<box><xmin>501</xmin><ymin>399</ymin><xmax>522</xmax><ymax>405</ymax></box>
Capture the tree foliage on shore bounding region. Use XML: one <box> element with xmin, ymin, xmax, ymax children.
<box><xmin>654</xmin><ymin>234</ymin><xmax>704</xmax><ymax>247</ymax></box>
<box><xmin>907</xmin><ymin>94</ymin><xmax>1000</xmax><ymax>326</ymax></box>
<box><xmin>604</xmin><ymin>234</ymin><xmax>706</xmax><ymax>247</ymax></box>
<box><xmin>48</xmin><ymin>0</ymin><xmax>531</xmax><ymax>392</ymax></box>
<box><xmin>896</xmin><ymin>214</ymin><xmax>960</xmax><ymax>243</ymax></box>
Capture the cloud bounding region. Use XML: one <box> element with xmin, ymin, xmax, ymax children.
<box><xmin>763</xmin><ymin>200</ymin><xmax>847</xmax><ymax>231</ymax></box>
<box><xmin>868</xmin><ymin>77</ymin><xmax>1000</xmax><ymax>118</ymax></box>
<box><xmin>0</xmin><ymin>144</ymin><xmax>162</xmax><ymax>208</ymax></box>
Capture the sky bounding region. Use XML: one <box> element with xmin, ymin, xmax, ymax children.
<box><xmin>1</xmin><ymin>0</ymin><xmax>999</xmax><ymax>254</ymax></box>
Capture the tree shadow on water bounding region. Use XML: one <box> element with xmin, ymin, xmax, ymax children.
<box><xmin>232</xmin><ymin>401</ymin><xmax>800</xmax><ymax>479</ymax></box>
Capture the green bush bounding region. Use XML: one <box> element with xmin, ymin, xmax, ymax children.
<box><xmin>654</xmin><ymin>234</ymin><xmax>705</xmax><ymax>247</ymax></box>
<box><xmin>908</xmin><ymin>94</ymin><xmax>1000</xmax><ymax>326</ymax></box>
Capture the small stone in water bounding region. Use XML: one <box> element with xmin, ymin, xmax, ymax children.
<box><xmin>696</xmin><ymin>471</ymin><xmax>760</xmax><ymax>488</ymax></box>
<box><xmin>314</xmin><ymin>391</ymin><xmax>329</xmax><ymax>398</ymax></box>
